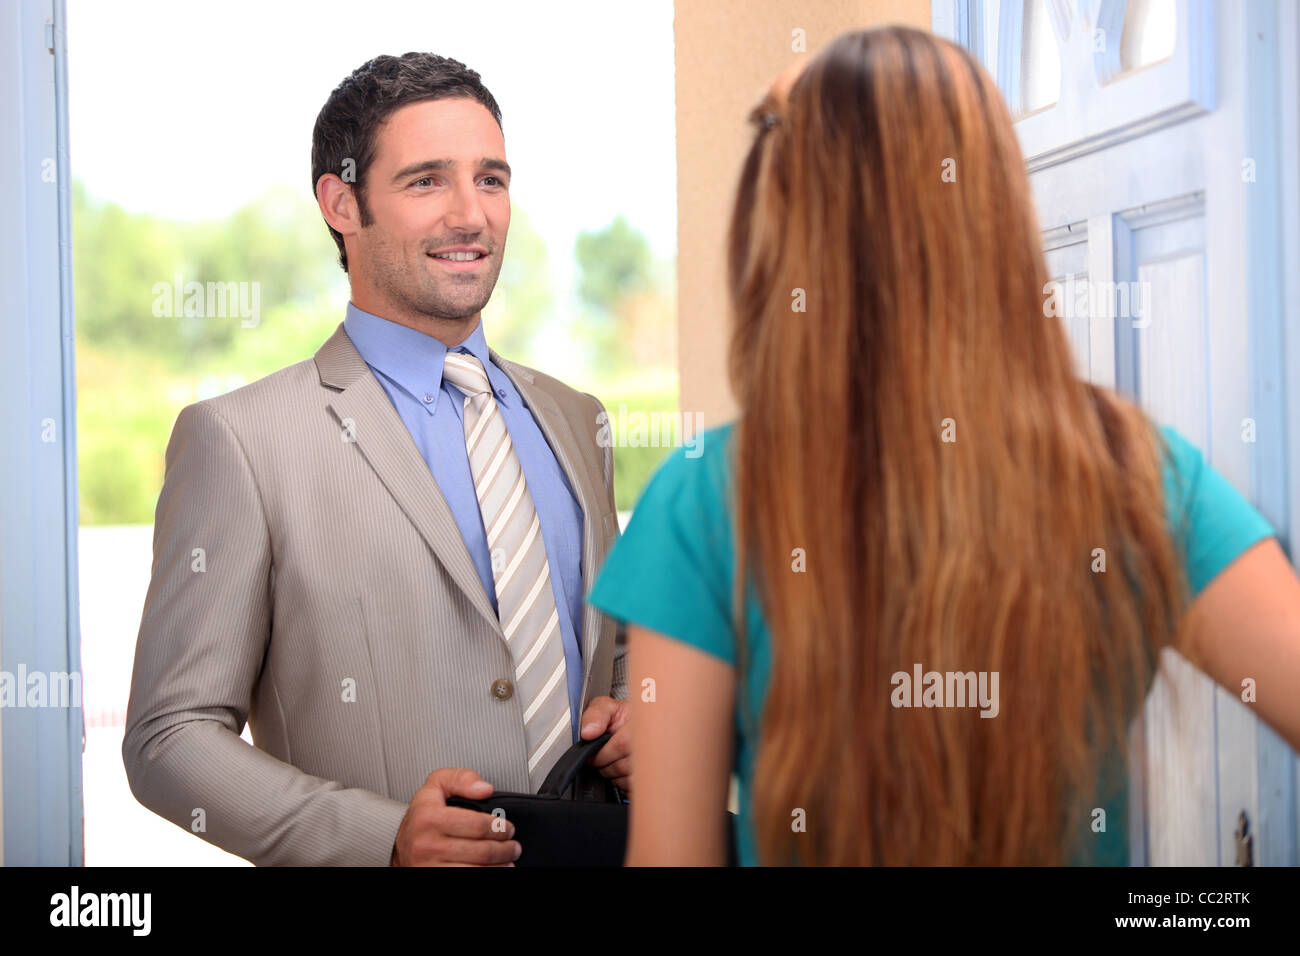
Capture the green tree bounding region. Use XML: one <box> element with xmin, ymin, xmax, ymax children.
<box><xmin>574</xmin><ymin>215</ymin><xmax>655</xmax><ymax>368</ymax></box>
<box><xmin>575</xmin><ymin>213</ymin><xmax>653</xmax><ymax>311</ymax></box>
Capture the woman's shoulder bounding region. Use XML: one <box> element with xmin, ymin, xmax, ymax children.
<box><xmin>1153</xmin><ymin>424</ymin><xmax>1275</xmax><ymax>597</ymax></box>
<box><xmin>587</xmin><ymin>420</ymin><xmax>740</xmax><ymax>663</ymax></box>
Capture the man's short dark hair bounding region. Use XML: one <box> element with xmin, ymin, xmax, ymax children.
<box><xmin>311</xmin><ymin>52</ymin><xmax>504</xmax><ymax>273</ymax></box>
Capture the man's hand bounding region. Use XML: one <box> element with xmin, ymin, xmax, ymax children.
<box><xmin>580</xmin><ymin>696</ymin><xmax>631</xmax><ymax>793</ymax></box>
<box><xmin>391</xmin><ymin>768</ymin><xmax>522</xmax><ymax>866</ymax></box>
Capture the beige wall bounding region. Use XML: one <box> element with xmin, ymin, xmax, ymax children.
<box><xmin>674</xmin><ymin>0</ymin><xmax>932</xmax><ymax>426</ymax></box>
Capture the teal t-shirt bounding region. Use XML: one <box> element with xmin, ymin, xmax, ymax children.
<box><xmin>587</xmin><ymin>422</ymin><xmax>1276</xmax><ymax>866</ymax></box>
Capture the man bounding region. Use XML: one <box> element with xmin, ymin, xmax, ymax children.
<box><xmin>123</xmin><ymin>53</ymin><xmax>629</xmax><ymax>867</ymax></box>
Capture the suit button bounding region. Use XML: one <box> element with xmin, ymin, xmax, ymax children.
<box><xmin>491</xmin><ymin>678</ymin><xmax>513</xmax><ymax>700</ymax></box>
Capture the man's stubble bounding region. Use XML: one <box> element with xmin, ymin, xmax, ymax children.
<box><xmin>365</xmin><ymin>227</ymin><xmax>504</xmax><ymax>325</ymax></box>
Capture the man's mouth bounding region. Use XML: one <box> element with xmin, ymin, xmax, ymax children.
<box><xmin>428</xmin><ymin>250</ymin><xmax>488</xmax><ymax>271</ymax></box>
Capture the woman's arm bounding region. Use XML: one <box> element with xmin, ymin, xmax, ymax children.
<box><xmin>1179</xmin><ymin>538</ymin><xmax>1300</xmax><ymax>750</ymax></box>
<box><xmin>623</xmin><ymin>624</ymin><xmax>736</xmax><ymax>866</ymax></box>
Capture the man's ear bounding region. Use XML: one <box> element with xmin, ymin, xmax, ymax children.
<box><xmin>316</xmin><ymin>173</ymin><xmax>360</xmax><ymax>238</ymax></box>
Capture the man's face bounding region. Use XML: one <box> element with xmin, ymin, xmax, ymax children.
<box><xmin>353</xmin><ymin>97</ymin><xmax>511</xmax><ymax>323</ymax></box>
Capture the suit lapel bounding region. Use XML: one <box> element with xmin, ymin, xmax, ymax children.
<box><xmin>314</xmin><ymin>322</ymin><xmax>608</xmax><ymax>704</ymax></box>
<box><xmin>316</xmin><ymin>323</ymin><xmax>501</xmax><ymax>634</ymax></box>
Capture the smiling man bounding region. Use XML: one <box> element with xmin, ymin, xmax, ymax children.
<box><xmin>123</xmin><ymin>53</ymin><xmax>629</xmax><ymax>867</ymax></box>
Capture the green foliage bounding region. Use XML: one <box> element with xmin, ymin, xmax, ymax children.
<box><xmin>72</xmin><ymin>179</ymin><xmax>343</xmax><ymax>369</ymax></box>
<box><xmin>573</xmin><ymin>215</ymin><xmax>658</xmax><ymax>370</ymax></box>
<box><xmin>72</xmin><ymin>178</ymin><xmax>679</xmax><ymax>525</ymax></box>
<box><xmin>587</xmin><ymin>377</ymin><xmax>680</xmax><ymax>512</ymax></box>
<box><xmin>574</xmin><ymin>214</ymin><xmax>652</xmax><ymax>312</ymax></box>
<box><xmin>76</xmin><ymin>343</ymin><xmax>179</xmax><ymax>525</ymax></box>
<box><xmin>72</xmin><ymin>178</ymin><xmax>185</xmax><ymax>352</ymax></box>
<box><xmin>611</xmin><ymin>435</ymin><xmax>675</xmax><ymax>514</ymax></box>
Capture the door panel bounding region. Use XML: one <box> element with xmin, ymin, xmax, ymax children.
<box><xmin>935</xmin><ymin>0</ymin><xmax>1299</xmax><ymax>864</ymax></box>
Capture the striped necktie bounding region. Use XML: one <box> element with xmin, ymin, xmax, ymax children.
<box><xmin>440</xmin><ymin>350</ymin><xmax>573</xmax><ymax>790</ymax></box>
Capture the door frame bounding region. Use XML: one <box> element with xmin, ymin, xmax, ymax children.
<box><xmin>0</xmin><ymin>0</ymin><xmax>83</xmax><ymax>866</ymax></box>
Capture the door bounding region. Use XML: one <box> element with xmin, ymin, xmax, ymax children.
<box><xmin>0</xmin><ymin>0</ymin><xmax>83</xmax><ymax>866</ymax></box>
<box><xmin>933</xmin><ymin>0</ymin><xmax>1300</xmax><ymax>864</ymax></box>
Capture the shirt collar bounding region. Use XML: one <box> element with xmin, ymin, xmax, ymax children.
<box><xmin>343</xmin><ymin>301</ymin><xmax>513</xmax><ymax>415</ymax></box>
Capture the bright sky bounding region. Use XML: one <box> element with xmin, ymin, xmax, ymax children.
<box><xmin>64</xmin><ymin>0</ymin><xmax>678</xmax><ymax>262</ymax></box>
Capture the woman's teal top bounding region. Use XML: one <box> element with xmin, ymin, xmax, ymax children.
<box><xmin>587</xmin><ymin>423</ymin><xmax>1275</xmax><ymax>865</ymax></box>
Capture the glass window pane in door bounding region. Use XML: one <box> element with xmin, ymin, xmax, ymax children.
<box><xmin>1019</xmin><ymin>0</ymin><xmax>1062</xmax><ymax>116</ymax></box>
<box><xmin>1118</xmin><ymin>0</ymin><xmax>1177</xmax><ymax>76</ymax></box>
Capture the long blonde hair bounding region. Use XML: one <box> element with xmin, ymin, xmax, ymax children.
<box><xmin>727</xmin><ymin>26</ymin><xmax>1188</xmax><ymax>865</ymax></box>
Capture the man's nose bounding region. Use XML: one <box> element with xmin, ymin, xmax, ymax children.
<box><xmin>443</xmin><ymin>179</ymin><xmax>488</xmax><ymax>232</ymax></box>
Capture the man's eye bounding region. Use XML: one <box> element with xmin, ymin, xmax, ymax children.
<box><xmin>482</xmin><ymin>176</ymin><xmax>504</xmax><ymax>187</ymax></box>
<box><xmin>413</xmin><ymin>177</ymin><xmax>435</xmax><ymax>187</ymax></box>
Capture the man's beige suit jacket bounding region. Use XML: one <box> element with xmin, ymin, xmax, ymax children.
<box><xmin>123</xmin><ymin>322</ymin><xmax>626</xmax><ymax>865</ymax></box>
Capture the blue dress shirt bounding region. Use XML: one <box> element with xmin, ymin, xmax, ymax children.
<box><xmin>343</xmin><ymin>302</ymin><xmax>586</xmax><ymax>742</ymax></box>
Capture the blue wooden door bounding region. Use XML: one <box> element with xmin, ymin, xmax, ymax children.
<box><xmin>933</xmin><ymin>0</ymin><xmax>1299</xmax><ymax>865</ymax></box>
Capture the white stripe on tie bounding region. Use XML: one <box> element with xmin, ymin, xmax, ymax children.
<box><xmin>516</xmin><ymin>608</ymin><xmax>560</xmax><ymax>679</ymax></box>
<box><xmin>496</xmin><ymin>514</ymin><xmax>541</xmax><ymax>593</ymax></box>
<box><xmin>440</xmin><ymin>349</ymin><xmax>573</xmax><ymax>791</ymax></box>
<box><xmin>466</xmin><ymin>399</ymin><xmax>497</xmax><ymax>453</ymax></box>
<box><xmin>528</xmin><ymin>711</ymin><xmax>571</xmax><ymax>774</ymax></box>
<box><xmin>504</xmin><ymin>567</ymin><xmax>549</xmax><ymax>641</ymax></box>
<box><xmin>474</xmin><ymin>436</ymin><xmax>512</xmax><ymax>500</ymax></box>
<box><xmin>523</xmin><ymin>658</ymin><xmax>567</xmax><ymax>724</ymax></box>
<box><xmin>487</xmin><ymin>473</ymin><xmax>528</xmax><ymax>542</ymax></box>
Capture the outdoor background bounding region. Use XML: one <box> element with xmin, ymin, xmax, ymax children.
<box><xmin>69</xmin><ymin>0</ymin><xmax>679</xmax><ymax>864</ymax></box>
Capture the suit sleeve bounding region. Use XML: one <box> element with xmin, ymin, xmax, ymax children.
<box><xmin>586</xmin><ymin>392</ymin><xmax>628</xmax><ymax>701</ymax></box>
<box><xmin>122</xmin><ymin>400</ymin><xmax>408</xmax><ymax>866</ymax></box>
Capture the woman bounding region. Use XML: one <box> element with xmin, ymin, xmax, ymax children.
<box><xmin>587</xmin><ymin>26</ymin><xmax>1300</xmax><ymax>866</ymax></box>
